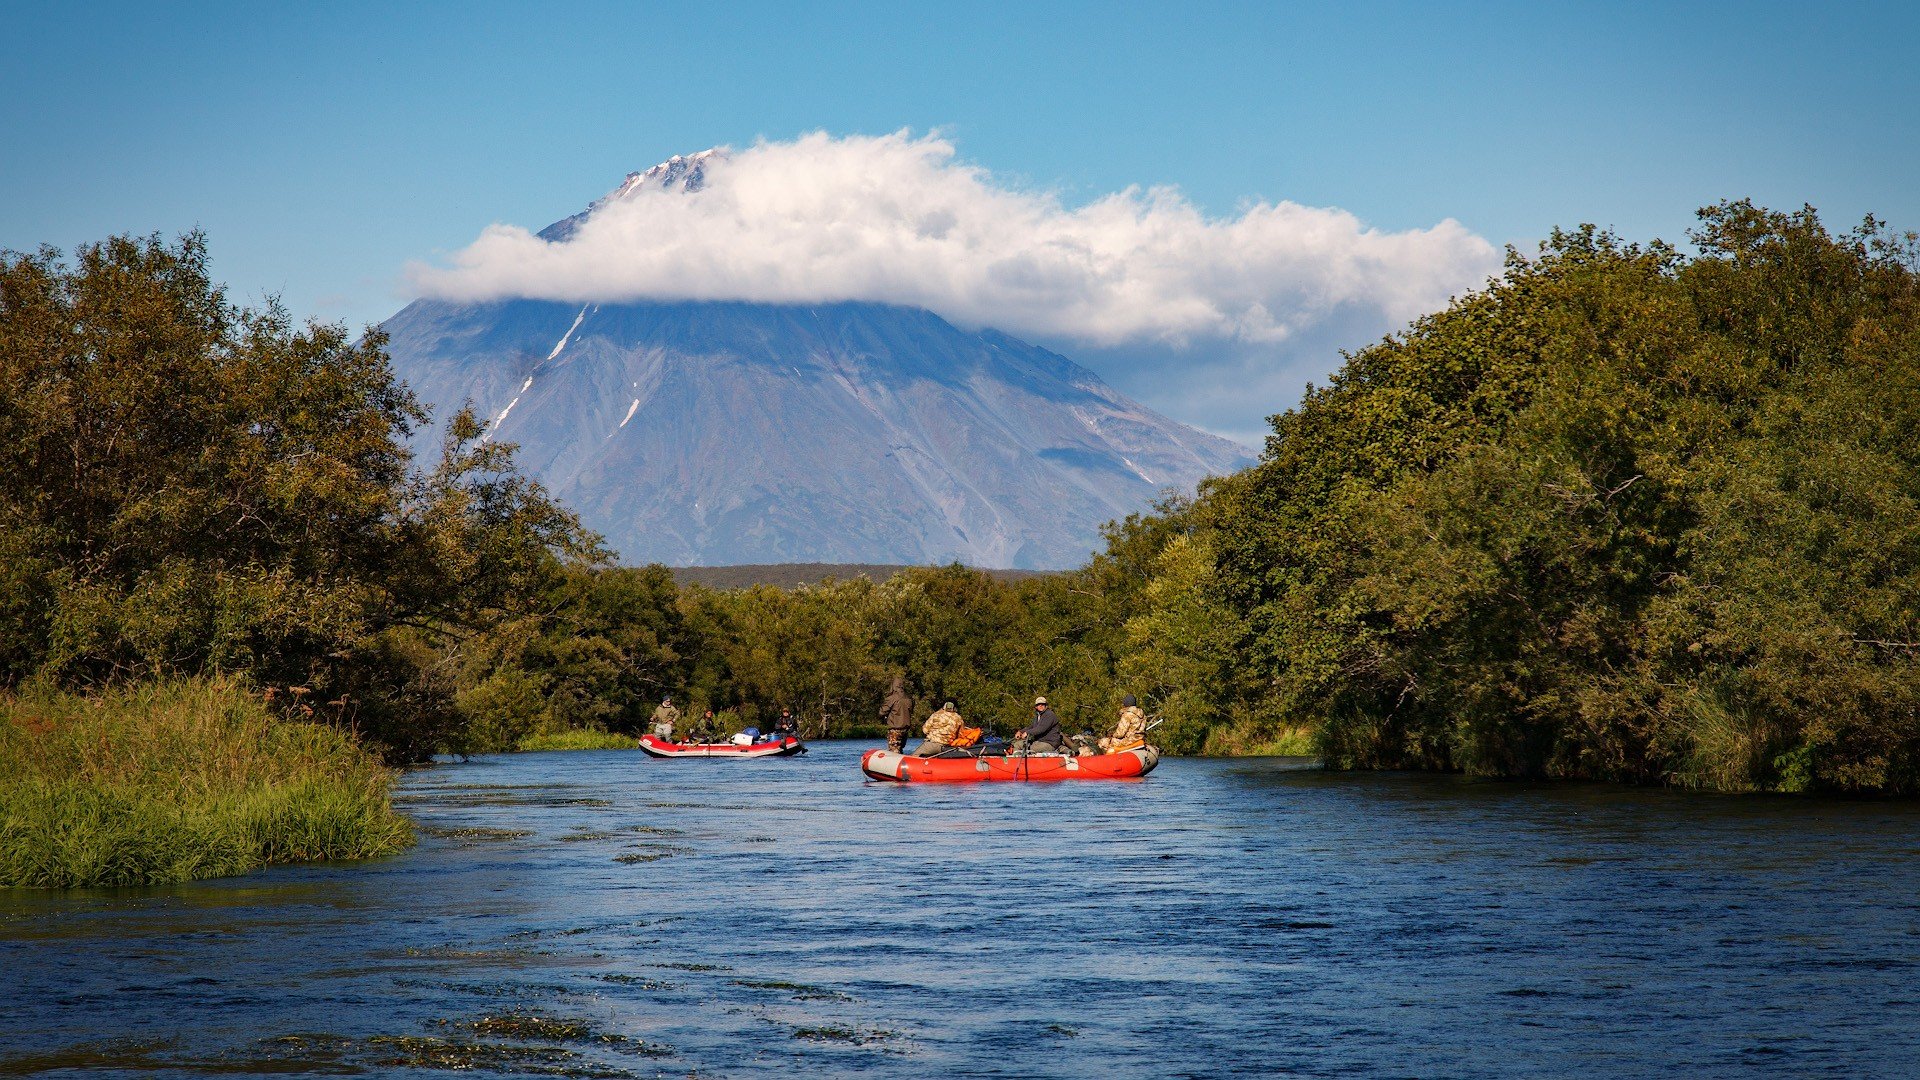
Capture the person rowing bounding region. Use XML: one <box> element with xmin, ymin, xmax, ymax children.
<box><xmin>1014</xmin><ymin>696</ymin><xmax>1064</xmax><ymax>754</ymax></box>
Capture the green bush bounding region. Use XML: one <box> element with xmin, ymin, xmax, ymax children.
<box><xmin>455</xmin><ymin>667</ymin><xmax>550</xmax><ymax>753</ymax></box>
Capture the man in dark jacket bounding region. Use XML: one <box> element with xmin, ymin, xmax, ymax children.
<box><xmin>1016</xmin><ymin>696</ymin><xmax>1064</xmax><ymax>754</ymax></box>
<box><xmin>880</xmin><ymin>677</ymin><xmax>913</xmax><ymax>753</ymax></box>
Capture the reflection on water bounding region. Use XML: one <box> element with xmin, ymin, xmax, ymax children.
<box><xmin>5</xmin><ymin>743</ymin><xmax>1919</xmax><ymax>1077</ymax></box>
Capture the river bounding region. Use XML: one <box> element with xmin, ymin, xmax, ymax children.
<box><xmin>4</xmin><ymin>742</ymin><xmax>1918</xmax><ymax>1077</ymax></box>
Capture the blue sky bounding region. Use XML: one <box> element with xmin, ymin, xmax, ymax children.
<box><xmin>5</xmin><ymin>1</ymin><xmax>1915</xmax><ymax>440</ymax></box>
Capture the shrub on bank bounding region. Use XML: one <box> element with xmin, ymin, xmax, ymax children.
<box><xmin>0</xmin><ymin>679</ymin><xmax>412</xmax><ymax>887</ymax></box>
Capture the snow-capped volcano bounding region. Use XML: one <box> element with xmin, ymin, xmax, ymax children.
<box><xmin>537</xmin><ymin>149</ymin><xmax>724</xmax><ymax>243</ymax></box>
<box><xmin>383</xmin><ymin>155</ymin><xmax>1254</xmax><ymax>569</ymax></box>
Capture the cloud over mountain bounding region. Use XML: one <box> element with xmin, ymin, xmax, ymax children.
<box><xmin>409</xmin><ymin>131</ymin><xmax>1498</xmax><ymax>350</ymax></box>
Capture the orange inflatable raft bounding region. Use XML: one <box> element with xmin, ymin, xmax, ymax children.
<box><xmin>860</xmin><ymin>745</ymin><xmax>1159</xmax><ymax>782</ymax></box>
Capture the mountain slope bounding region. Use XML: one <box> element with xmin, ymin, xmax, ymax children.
<box><xmin>382</xmin><ymin>297</ymin><xmax>1251</xmax><ymax>568</ymax></box>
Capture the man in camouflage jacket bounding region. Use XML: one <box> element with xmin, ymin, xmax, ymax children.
<box><xmin>911</xmin><ymin>701</ymin><xmax>965</xmax><ymax>757</ymax></box>
<box><xmin>1099</xmin><ymin>694</ymin><xmax>1148</xmax><ymax>751</ymax></box>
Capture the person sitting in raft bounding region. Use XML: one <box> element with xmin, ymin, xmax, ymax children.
<box><xmin>1099</xmin><ymin>694</ymin><xmax>1149</xmax><ymax>752</ymax></box>
<box><xmin>771</xmin><ymin>708</ymin><xmax>799</xmax><ymax>737</ymax></box>
<box><xmin>910</xmin><ymin>701</ymin><xmax>965</xmax><ymax>757</ymax></box>
<box><xmin>1015</xmin><ymin>696</ymin><xmax>1064</xmax><ymax>754</ymax></box>
<box><xmin>650</xmin><ymin>696</ymin><xmax>680</xmax><ymax>740</ymax></box>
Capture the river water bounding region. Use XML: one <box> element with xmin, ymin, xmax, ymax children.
<box><xmin>4</xmin><ymin>742</ymin><xmax>1919</xmax><ymax>1078</ymax></box>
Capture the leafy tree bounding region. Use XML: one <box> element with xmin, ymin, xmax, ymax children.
<box><xmin>1178</xmin><ymin>202</ymin><xmax>1920</xmax><ymax>791</ymax></box>
<box><xmin>1118</xmin><ymin>533</ymin><xmax>1236</xmax><ymax>753</ymax></box>
<box><xmin>0</xmin><ymin>234</ymin><xmax>598</xmax><ymax>759</ymax></box>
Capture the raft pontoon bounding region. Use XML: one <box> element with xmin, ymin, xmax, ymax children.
<box><xmin>860</xmin><ymin>745</ymin><xmax>1158</xmax><ymax>782</ymax></box>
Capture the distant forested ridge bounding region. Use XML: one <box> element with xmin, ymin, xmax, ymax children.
<box><xmin>667</xmin><ymin>564</ymin><xmax>1053</xmax><ymax>590</ymax></box>
<box><xmin>4</xmin><ymin>203</ymin><xmax>1916</xmax><ymax>792</ymax></box>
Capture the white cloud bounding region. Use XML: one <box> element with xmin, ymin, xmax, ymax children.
<box><xmin>409</xmin><ymin>131</ymin><xmax>1498</xmax><ymax>350</ymax></box>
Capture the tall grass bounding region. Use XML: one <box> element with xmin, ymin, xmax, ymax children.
<box><xmin>1202</xmin><ymin>720</ymin><xmax>1318</xmax><ymax>758</ymax></box>
<box><xmin>514</xmin><ymin>728</ymin><xmax>639</xmax><ymax>752</ymax></box>
<box><xmin>0</xmin><ymin>679</ymin><xmax>413</xmax><ymax>888</ymax></box>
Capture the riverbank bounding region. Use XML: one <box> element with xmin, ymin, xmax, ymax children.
<box><xmin>504</xmin><ymin>721</ymin><xmax>1318</xmax><ymax>758</ymax></box>
<box><xmin>510</xmin><ymin>720</ymin><xmax>1317</xmax><ymax>756</ymax></box>
<box><xmin>0</xmin><ymin>680</ymin><xmax>412</xmax><ymax>888</ymax></box>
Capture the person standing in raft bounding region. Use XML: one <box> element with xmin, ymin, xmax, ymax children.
<box><xmin>650</xmin><ymin>696</ymin><xmax>680</xmax><ymax>740</ymax></box>
<box><xmin>1015</xmin><ymin>696</ymin><xmax>1064</xmax><ymax>754</ymax></box>
<box><xmin>911</xmin><ymin>700</ymin><xmax>965</xmax><ymax>757</ymax></box>
<box><xmin>881</xmin><ymin>677</ymin><xmax>913</xmax><ymax>753</ymax></box>
<box><xmin>1100</xmin><ymin>694</ymin><xmax>1148</xmax><ymax>752</ymax></box>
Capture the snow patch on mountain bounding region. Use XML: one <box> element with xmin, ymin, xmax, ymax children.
<box><xmin>538</xmin><ymin>151</ymin><xmax>724</xmax><ymax>243</ymax></box>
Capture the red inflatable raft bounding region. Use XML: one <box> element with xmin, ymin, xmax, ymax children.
<box><xmin>861</xmin><ymin>745</ymin><xmax>1159</xmax><ymax>782</ymax></box>
<box><xmin>639</xmin><ymin>734</ymin><xmax>806</xmax><ymax>759</ymax></box>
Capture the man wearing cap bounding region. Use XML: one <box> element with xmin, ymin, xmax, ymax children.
<box><xmin>910</xmin><ymin>700</ymin><xmax>965</xmax><ymax>757</ymax></box>
<box><xmin>650</xmin><ymin>696</ymin><xmax>681</xmax><ymax>740</ymax></box>
<box><xmin>1100</xmin><ymin>694</ymin><xmax>1148</xmax><ymax>752</ymax></box>
<box><xmin>1015</xmin><ymin>696</ymin><xmax>1064</xmax><ymax>754</ymax></box>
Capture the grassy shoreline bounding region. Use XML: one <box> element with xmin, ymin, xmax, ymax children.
<box><xmin>514</xmin><ymin>729</ymin><xmax>640</xmax><ymax>752</ymax></box>
<box><xmin>1</xmin><ymin>680</ymin><xmax>413</xmax><ymax>888</ymax></box>
<box><xmin>1202</xmin><ymin>723</ymin><xmax>1317</xmax><ymax>757</ymax></box>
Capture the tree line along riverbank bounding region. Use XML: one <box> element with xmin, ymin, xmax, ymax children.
<box><xmin>3</xmin><ymin>200</ymin><xmax>1918</xmax><ymax>884</ymax></box>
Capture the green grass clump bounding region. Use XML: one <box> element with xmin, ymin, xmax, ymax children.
<box><xmin>0</xmin><ymin>679</ymin><xmax>413</xmax><ymax>888</ymax></box>
<box><xmin>1200</xmin><ymin>720</ymin><xmax>1319</xmax><ymax>758</ymax></box>
<box><xmin>514</xmin><ymin>729</ymin><xmax>640</xmax><ymax>752</ymax></box>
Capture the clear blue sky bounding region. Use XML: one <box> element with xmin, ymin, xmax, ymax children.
<box><xmin>5</xmin><ymin>1</ymin><xmax>1915</xmax><ymax>430</ymax></box>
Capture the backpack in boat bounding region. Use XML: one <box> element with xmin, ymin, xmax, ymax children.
<box><xmin>949</xmin><ymin>725</ymin><xmax>983</xmax><ymax>748</ymax></box>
